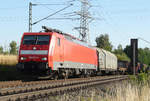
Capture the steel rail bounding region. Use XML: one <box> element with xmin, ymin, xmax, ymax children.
<box><xmin>0</xmin><ymin>75</ymin><xmax>122</xmax><ymax>89</ymax></box>
<box><xmin>0</xmin><ymin>75</ymin><xmax>128</xmax><ymax>101</ymax></box>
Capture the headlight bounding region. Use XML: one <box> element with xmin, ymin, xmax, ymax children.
<box><xmin>20</xmin><ymin>57</ymin><xmax>26</xmax><ymax>60</ymax></box>
<box><xmin>41</xmin><ymin>57</ymin><xmax>47</xmax><ymax>61</ymax></box>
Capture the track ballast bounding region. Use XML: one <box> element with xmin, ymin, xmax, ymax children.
<box><xmin>0</xmin><ymin>75</ymin><xmax>128</xmax><ymax>101</ymax></box>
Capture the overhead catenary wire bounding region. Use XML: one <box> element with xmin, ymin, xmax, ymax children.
<box><xmin>0</xmin><ymin>7</ymin><xmax>27</xmax><ymax>10</ymax></box>
<box><xmin>31</xmin><ymin>3</ymin><xmax>67</xmax><ymax>6</ymax></box>
<box><xmin>32</xmin><ymin>1</ymin><xmax>71</xmax><ymax>11</ymax></box>
<box><xmin>47</xmin><ymin>18</ymin><xmax>80</xmax><ymax>20</ymax></box>
<box><xmin>32</xmin><ymin>3</ymin><xmax>73</xmax><ymax>25</ymax></box>
<box><xmin>138</xmin><ymin>37</ymin><xmax>150</xmax><ymax>45</ymax></box>
<box><xmin>29</xmin><ymin>0</ymin><xmax>103</xmax><ymax>42</ymax></box>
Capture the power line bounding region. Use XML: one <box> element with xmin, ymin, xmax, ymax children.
<box><xmin>32</xmin><ymin>4</ymin><xmax>73</xmax><ymax>25</ymax></box>
<box><xmin>29</xmin><ymin>2</ymin><xmax>73</xmax><ymax>32</ymax></box>
<box><xmin>138</xmin><ymin>37</ymin><xmax>150</xmax><ymax>45</ymax></box>
<box><xmin>32</xmin><ymin>3</ymin><xmax>67</xmax><ymax>6</ymax></box>
<box><xmin>28</xmin><ymin>0</ymin><xmax>101</xmax><ymax>43</ymax></box>
<box><xmin>0</xmin><ymin>6</ymin><xmax>27</xmax><ymax>10</ymax></box>
<box><xmin>32</xmin><ymin>1</ymin><xmax>70</xmax><ymax>12</ymax></box>
<box><xmin>47</xmin><ymin>18</ymin><xmax>80</xmax><ymax>20</ymax></box>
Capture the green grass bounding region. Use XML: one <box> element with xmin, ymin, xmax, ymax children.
<box><xmin>46</xmin><ymin>80</ymin><xmax>150</xmax><ymax>101</ymax></box>
<box><xmin>129</xmin><ymin>73</ymin><xmax>150</xmax><ymax>85</ymax></box>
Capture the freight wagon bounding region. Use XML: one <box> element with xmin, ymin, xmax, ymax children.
<box><xmin>96</xmin><ymin>48</ymin><xmax>117</xmax><ymax>74</ymax></box>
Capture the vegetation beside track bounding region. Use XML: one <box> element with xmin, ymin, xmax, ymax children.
<box><xmin>0</xmin><ymin>55</ymin><xmax>20</xmax><ymax>81</ymax></box>
<box><xmin>40</xmin><ymin>73</ymin><xmax>150</xmax><ymax>101</ymax></box>
<box><xmin>53</xmin><ymin>82</ymin><xmax>150</xmax><ymax>101</ymax></box>
<box><xmin>129</xmin><ymin>73</ymin><xmax>150</xmax><ymax>85</ymax></box>
<box><xmin>0</xmin><ymin>76</ymin><xmax>127</xmax><ymax>101</ymax></box>
<box><xmin>0</xmin><ymin>55</ymin><xmax>17</xmax><ymax>66</ymax></box>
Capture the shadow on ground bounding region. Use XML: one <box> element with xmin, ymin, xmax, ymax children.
<box><xmin>0</xmin><ymin>65</ymin><xmax>38</xmax><ymax>81</ymax></box>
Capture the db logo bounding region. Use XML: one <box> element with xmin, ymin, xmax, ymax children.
<box><xmin>33</xmin><ymin>47</ymin><xmax>36</xmax><ymax>50</ymax></box>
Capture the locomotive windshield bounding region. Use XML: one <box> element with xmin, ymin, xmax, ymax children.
<box><xmin>23</xmin><ymin>35</ymin><xmax>50</xmax><ymax>45</ymax></box>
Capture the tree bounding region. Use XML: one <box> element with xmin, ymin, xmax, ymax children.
<box><xmin>9</xmin><ymin>41</ymin><xmax>17</xmax><ymax>55</ymax></box>
<box><xmin>124</xmin><ymin>45</ymin><xmax>132</xmax><ymax>59</ymax></box>
<box><xmin>95</xmin><ymin>34</ymin><xmax>113</xmax><ymax>51</ymax></box>
<box><xmin>138</xmin><ymin>48</ymin><xmax>150</xmax><ymax>65</ymax></box>
<box><xmin>114</xmin><ymin>44</ymin><xmax>123</xmax><ymax>54</ymax></box>
<box><xmin>114</xmin><ymin>44</ymin><xmax>130</xmax><ymax>62</ymax></box>
<box><xmin>0</xmin><ymin>46</ymin><xmax>3</xmax><ymax>54</ymax></box>
<box><xmin>115</xmin><ymin>53</ymin><xmax>130</xmax><ymax>62</ymax></box>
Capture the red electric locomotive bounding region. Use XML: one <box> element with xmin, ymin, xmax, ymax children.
<box><xmin>17</xmin><ymin>26</ymin><xmax>98</xmax><ymax>78</ymax></box>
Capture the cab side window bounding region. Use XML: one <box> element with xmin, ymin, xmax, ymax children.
<box><xmin>57</xmin><ymin>38</ymin><xmax>60</xmax><ymax>46</ymax></box>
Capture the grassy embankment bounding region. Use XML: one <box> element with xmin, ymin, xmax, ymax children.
<box><xmin>97</xmin><ymin>74</ymin><xmax>150</xmax><ymax>101</ymax></box>
<box><xmin>1</xmin><ymin>55</ymin><xmax>150</xmax><ymax>101</ymax></box>
<box><xmin>0</xmin><ymin>54</ymin><xmax>18</xmax><ymax>66</ymax></box>
<box><xmin>45</xmin><ymin>73</ymin><xmax>150</xmax><ymax>101</ymax></box>
<box><xmin>0</xmin><ymin>55</ymin><xmax>21</xmax><ymax>80</ymax></box>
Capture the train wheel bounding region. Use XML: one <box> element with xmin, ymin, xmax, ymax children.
<box><xmin>79</xmin><ymin>69</ymin><xmax>88</xmax><ymax>78</ymax></box>
<box><xmin>53</xmin><ymin>74</ymin><xmax>59</xmax><ymax>80</ymax></box>
<box><xmin>79</xmin><ymin>74</ymin><xmax>85</xmax><ymax>78</ymax></box>
<box><xmin>58</xmin><ymin>69</ymin><xmax>69</xmax><ymax>79</ymax></box>
<box><xmin>52</xmin><ymin>71</ymin><xmax>59</xmax><ymax>80</ymax></box>
<box><xmin>64</xmin><ymin>70</ymin><xmax>69</xmax><ymax>79</ymax></box>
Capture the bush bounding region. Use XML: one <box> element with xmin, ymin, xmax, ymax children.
<box><xmin>129</xmin><ymin>73</ymin><xmax>150</xmax><ymax>85</ymax></box>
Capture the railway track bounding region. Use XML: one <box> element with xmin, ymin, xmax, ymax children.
<box><xmin>0</xmin><ymin>75</ymin><xmax>128</xmax><ymax>101</ymax></box>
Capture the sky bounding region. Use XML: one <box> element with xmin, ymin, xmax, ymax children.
<box><xmin>0</xmin><ymin>0</ymin><xmax>150</xmax><ymax>50</ymax></box>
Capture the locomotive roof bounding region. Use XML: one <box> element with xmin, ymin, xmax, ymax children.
<box><xmin>23</xmin><ymin>26</ymin><xmax>96</xmax><ymax>50</ymax></box>
<box><xmin>95</xmin><ymin>47</ymin><xmax>117</xmax><ymax>59</ymax></box>
<box><xmin>41</xmin><ymin>26</ymin><xmax>95</xmax><ymax>49</ymax></box>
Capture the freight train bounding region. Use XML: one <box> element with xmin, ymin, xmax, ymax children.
<box><xmin>17</xmin><ymin>26</ymin><xmax>119</xmax><ymax>79</ymax></box>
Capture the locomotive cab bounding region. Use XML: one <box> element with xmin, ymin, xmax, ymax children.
<box><xmin>17</xmin><ymin>33</ymin><xmax>52</xmax><ymax>74</ymax></box>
